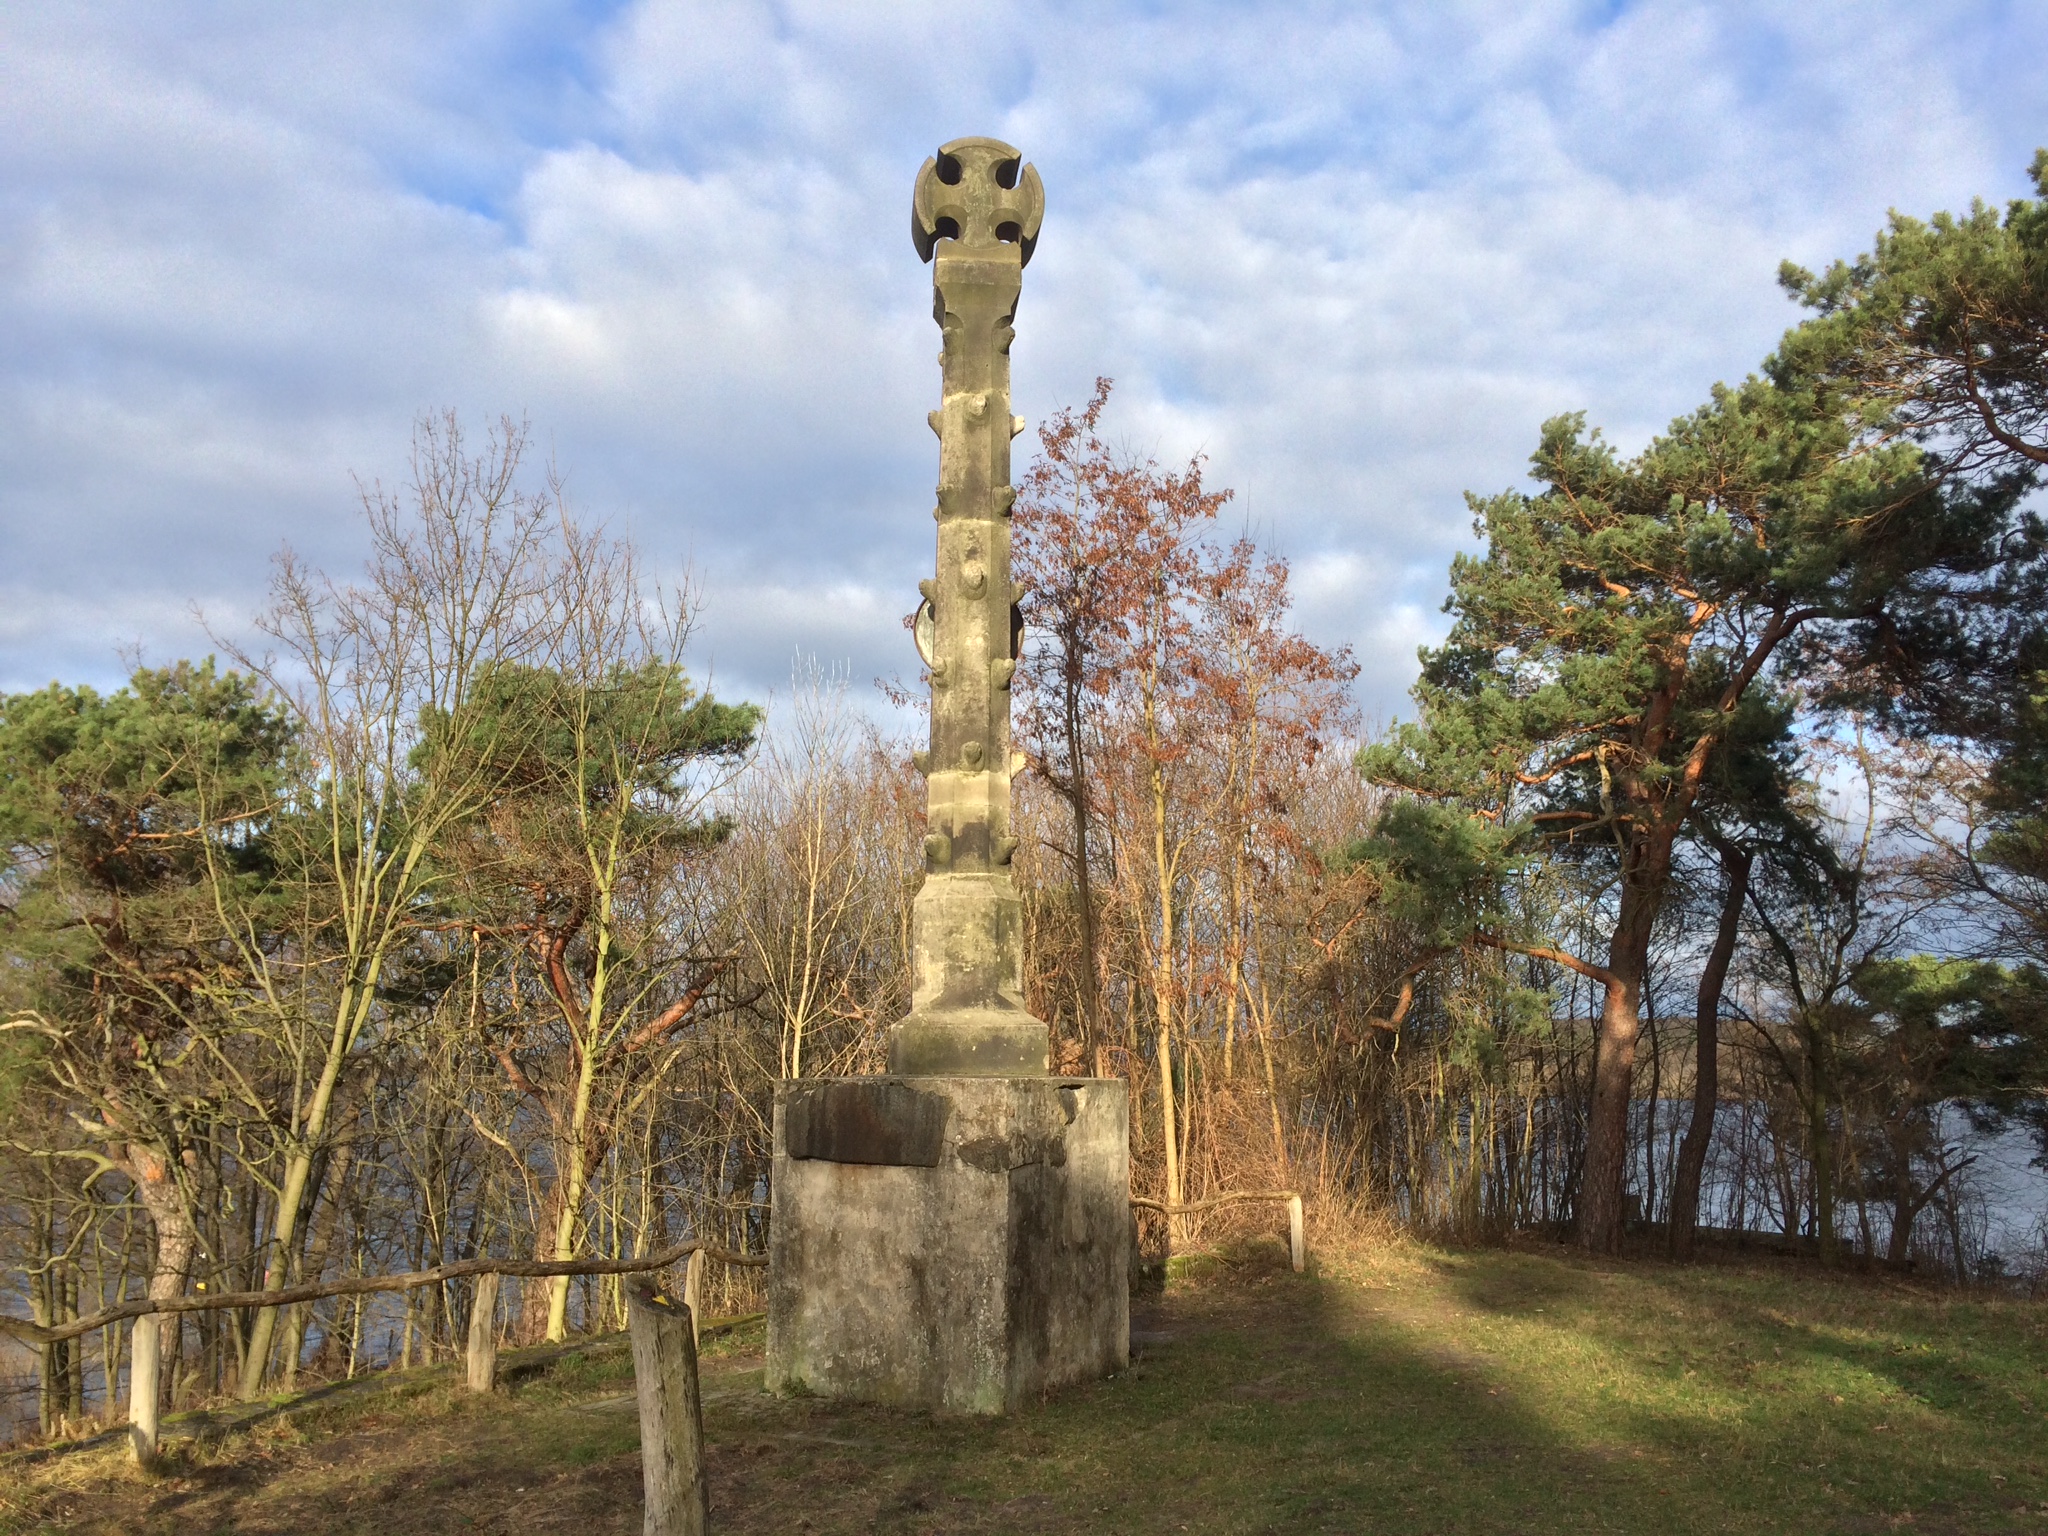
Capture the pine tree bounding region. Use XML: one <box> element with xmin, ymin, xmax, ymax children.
<box><xmin>1361</xmin><ymin>374</ymin><xmax>2003</xmax><ymax>1251</ymax></box>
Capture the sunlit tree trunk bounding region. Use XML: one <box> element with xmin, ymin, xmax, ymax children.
<box><xmin>1579</xmin><ymin>875</ymin><xmax>1659</xmax><ymax>1254</ymax></box>
<box><xmin>127</xmin><ymin>1142</ymin><xmax>195</xmax><ymax>1414</ymax></box>
<box><xmin>1150</xmin><ymin>748</ymin><xmax>1183</xmax><ymax>1233</ymax></box>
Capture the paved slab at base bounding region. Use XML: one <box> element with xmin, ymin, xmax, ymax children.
<box><xmin>767</xmin><ymin>1075</ymin><xmax>1130</xmax><ymax>1415</ymax></box>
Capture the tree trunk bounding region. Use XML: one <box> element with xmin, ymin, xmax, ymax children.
<box><xmin>1577</xmin><ymin>887</ymin><xmax>1656</xmax><ymax>1253</ymax></box>
<box><xmin>1887</xmin><ymin>1124</ymin><xmax>1922</xmax><ymax>1263</ymax></box>
<box><xmin>239</xmin><ymin>984</ymin><xmax>372</xmax><ymax>1399</ymax></box>
<box><xmin>126</xmin><ymin>1142</ymin><xmax>194</xmax><ymax>1411</ymax></box>
<box><xmin>1253</xmin><ymin>981</ymin><xmax>1290</xmax><ymax>1175</ymax></box>
<box><xmin>1149</xmin><ymin>757</ymin><xmax>1183</xmax><ymax>1238</ymax></box>
<box><xmin>1808</xmin><ymin>1078</ymin><xmax>1838</xmax><ymax>1266</ymax></box>
<box><xmin>30</xmin><ymin>1200</ymin><xmax>55</xmax><ymax>1437</ymax></box>
<box><xmin>545</xmin><ymin>1048</ymin><xmax>603</xmax><ymax>1342</ymax></box>
<box><xmin>1062</xmin><ymin>674</ymin><xmax>1103</xmax><ymax>1055</ymax></box>
<box><xmin>1642</xmin><ymin>1007</ymin><xmax>1662</xmax><ymax>1228</ymax></box>
<box><xmin>64</xmin><ymin>1271</ymin><xmax>83</xmax><ymax>1422</ymax></box>
<box><xmin>1670</xmin><ymin>841</ymin><xmax>1751</xmax><ymax>1259</ymax></box>
<box><xmin>1156</xmin><ymin>1027</ymin><xmax>1180</xmax><ymax>1240</ymax></box>
<box><xmin>281</xmin><ymin>1139</ymin><xmax>353</xmax><ymax>1392</ymax></box>
<box><xmin>1221</xmin><ymin>842</ymin><xmax>1247</xmax><ymax>1080</ymax></box>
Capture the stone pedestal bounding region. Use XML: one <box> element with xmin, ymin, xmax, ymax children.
<box><xmin>766</xmin><ymin>1075</ymin><xmax>1129</xmax><ymax>1415</ymax></box>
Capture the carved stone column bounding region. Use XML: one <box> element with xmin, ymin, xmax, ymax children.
<box><xmin>890</xmin><ymin>136</ymin><xmax>1049</xmax><ymax>1078</ymax></box>
<box><xmin>765</xmin><ymin>139</ymin><xmax>1128</xmax><ymax>1415</ymax></box>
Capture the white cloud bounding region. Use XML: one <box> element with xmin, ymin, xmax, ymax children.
<box><xmin>3</xmin><ymin>0</ymin><xmax>2044</xmax><ymax>723</ymax></box>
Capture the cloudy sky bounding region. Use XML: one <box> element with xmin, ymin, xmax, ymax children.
<box><xmin>4</xmin><ymin>2</ymin><xmax>2044</xmax><ymax>721</ymax></box>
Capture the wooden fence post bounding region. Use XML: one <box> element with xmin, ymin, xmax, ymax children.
<box><xmin>626</xmin><ymin>1277</ymin><xmax>708</xmax><ymax>1536</ymax></box>
<box><xmin>682</xmin><ymin>1249</ymin><xmax>704</xmax><ymax>1348</ymax></box>
<box><xmin>127</xmin><ymin>1316</ymin><xmax>160</xmax><ymax>1468</ymax></box>
<box><xmin>1286</xmin><ymin>1194</ymin><xmax>1305</xmax><ymax>1274</ymax></box>
<box><xmin>466</xmin><ymin>1273</ymin><xmax>499</xmax><ymax>1394</ymax></box>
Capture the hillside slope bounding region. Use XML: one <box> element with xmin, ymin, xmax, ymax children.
<box><xmin>3</xmin><ymin>1238</ymin><xmax>2043</xmax><ymax>1534</ymax></box>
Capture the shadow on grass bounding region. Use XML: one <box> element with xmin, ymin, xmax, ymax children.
<box><xmin>702</xmin><ymin>1240</ymin><xmax>2041</xmax><ymax>1534</ymax></box>
<box><xmin>702</xmin><ymin>1246</ymin><xmax>1696</xmax><ymax>1534</ymax></box>
<box><xmin>6</xmin><ymin>1249</ymin><xmax>2041</xmax><ymax>1535</ymax></box>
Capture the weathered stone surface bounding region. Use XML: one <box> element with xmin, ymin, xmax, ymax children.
<box><xmin>892</xmin><ymin>136</ymin><xmax>1048</xmax><ymax>1078</ymax></box>
<box><xmin>762</xmin><ymin>138</ymin><xmax>1128</xmax><ymax>1418</ymax></box>
<box><xmin>890</xmin><ymin>869</ymin><xmax>1045</xmax><ymax>1075</ymax></box>
<box><xmin>782</xmin><ymin>1079</ymin><xmax>949</xmax><ymax>1167</ymax></box>
<box><xmin>766</xmin><ymin>1075</ymin><xmax>1130</xmax><ymax>1414</ymax></box>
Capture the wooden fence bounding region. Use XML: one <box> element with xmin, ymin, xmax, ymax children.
<box><xmin>10</xmin><ymin>1192</ymin><xmax>1308</xmax><ymax>1532</ymax></box>
<box><xmin>1129</xmin><ymin>1189</ymin><xmax>1306</xmax><ymax>1273</ymax></box>
<box><xmin>0</xmin><ymin>1240</ymin><xmax>764</xmax><ymax>1347</ymax></box>
<box><xmin>17</xmin><ymin>1233</ymin><xmax>761</xmax><ymax>1532</ymax></box>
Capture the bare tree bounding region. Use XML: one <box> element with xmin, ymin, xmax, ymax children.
<box><xmin>727</xmin><ymin>662</ymin><xmax>913</xmax><ymax>1082</ymax></box>
<box><xmin>218</xmin><ymin>412</ymin><xmax>560</xmax><ymax>1395</ymax></box>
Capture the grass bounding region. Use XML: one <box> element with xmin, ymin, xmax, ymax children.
<box><xmin>2</xmin><ymin>1235</ymin><xmax>2044</xmax><ymax>1534</ymax></box>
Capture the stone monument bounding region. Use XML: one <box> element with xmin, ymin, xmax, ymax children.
<box><xmin>765</xmin><ymin>137</ymin><xmax>1131</xmax><ymax>1415</ymax></box>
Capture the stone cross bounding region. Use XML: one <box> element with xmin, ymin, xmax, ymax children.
<box><xmin>767</xmin><ymin>141</ymin><xmax>1128</xmax><ymax>1415</ymax></box>
<box><xmin>889</xmin><ymin>137</ymin><xmax>1049</xmax><ymax>1078</ymax></box>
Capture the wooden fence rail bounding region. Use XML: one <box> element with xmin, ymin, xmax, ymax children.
<box><xmin>0</xmin><ymin>1240</ymin><xmax>766</xmax><ymax>1347</ymax></box>
<box><xmin>0</xmin><ymin>1240</ymin><xmax>764</xmax><ymax>1477</ymax></box>
<box><xmin>1130</xmin><ymin>1190</ymin><xmax>1306</xmax><ymax>1273</ymax></box>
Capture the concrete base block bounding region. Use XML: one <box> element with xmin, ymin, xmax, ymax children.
<box><xmin>766</xmin><ymin>1075</ymin><xmax>1130</xmax><ymax>1415</ymax></box>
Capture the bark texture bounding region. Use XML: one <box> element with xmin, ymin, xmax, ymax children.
<box><xmin>627</xmin><ymin>1280</ymin><xmax>708</xmax><ymax>1536</ymax></box>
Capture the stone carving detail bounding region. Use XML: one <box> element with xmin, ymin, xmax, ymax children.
<box><xmin>910</xmin><ymin>142</ymin><xmax>1044</xmax><ymax>265</ymax></box>
<box><xmin>889</xmin><ymin>137</ymin><xmax>1052</xmax><ymax>1078</ymax></box>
